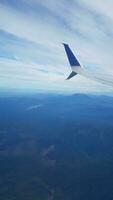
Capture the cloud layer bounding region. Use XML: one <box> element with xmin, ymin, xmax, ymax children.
<box><xmin>0</xmin><ymin>0</ymin><xmax>113</xmax><ymax>94</ymax></box>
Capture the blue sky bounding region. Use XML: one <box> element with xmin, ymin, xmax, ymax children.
<box><xmin>0</xmin><ymin>0</ymin><xmax>113</xmax><ymax>94</ymax></box>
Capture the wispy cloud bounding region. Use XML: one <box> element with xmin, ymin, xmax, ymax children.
<box><xmin>26</xmin><ymin>104</ymin><xmax>43</xmax><ymax>111</ymax></box>
<box><xmin>0</xmin><ymin>0</ymin><xmax>113</xmax><ymax>94</ymax></box>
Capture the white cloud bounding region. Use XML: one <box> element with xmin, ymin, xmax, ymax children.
<box><xmin>0</xmin><ymin>0</ymin><xmax>113</xmax><ymax>94</ymax></box>
<box><xmin>26</xmin><ymin>104</ymin><xmax>43</xmax><ymax>111</ymax></box>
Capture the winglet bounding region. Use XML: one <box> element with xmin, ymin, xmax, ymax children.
<box><xmin>62</xmin><ymin>43</ymin><xmax>80</xmax><ymax>67</ymax></box>
<box><xmin>63</xmin><ymin>43</ymin><xmax>80</xmax><ymax>80</ymax></box>
<box><xmin>66</xmin><ymin>71</ymin><xmax>77</xmax><ymax>80</ymax></box>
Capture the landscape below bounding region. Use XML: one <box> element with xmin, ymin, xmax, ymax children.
<box><xmin>0</xmin><ymin>93</ymin><xmax>113</xmax><ymax>200</ymax></box>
